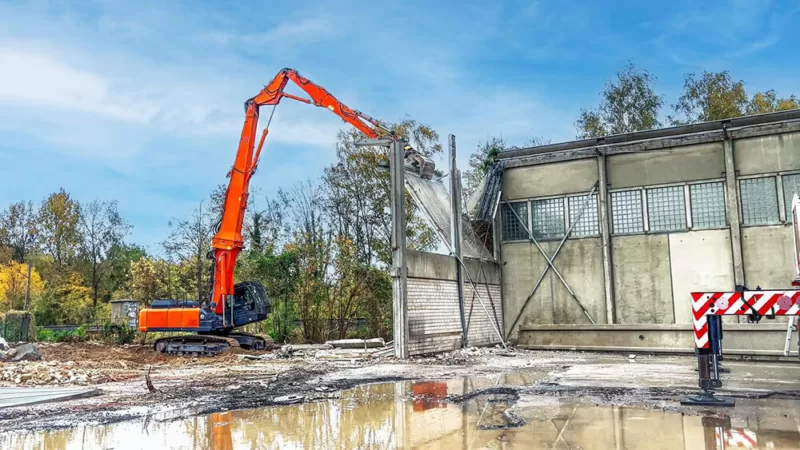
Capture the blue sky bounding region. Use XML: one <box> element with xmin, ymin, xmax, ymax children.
<box><xmin>1</xmin><ymin>0</ymin><xmax>798</xmax><ymax>254</ymax></box>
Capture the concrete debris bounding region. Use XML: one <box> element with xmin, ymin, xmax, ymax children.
<box><xmin>279</xmin><ymin>339</ymin><xmax>395</xmax><ymax>361</ymax></box>
<box><xmin>325</xmin><ymin>338</ymin><xmax>386</xmax><ymax>349</ymax></box>
<box><xmin>1</xmin><ymin>361</ymin><xmax>104</xmax><ymax>386</ymax></box>
<box><xmin>10</xmin><ymin>343</ymin><xmax>41</xmax><ymax>362</ymax></box>
<box><xmin>280</xmin><ymin>344</ymin><xmax>333</xmax><ymax>357</ymax></box>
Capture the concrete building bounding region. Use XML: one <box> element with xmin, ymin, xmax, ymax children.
<box><xmin>493</xmin><ymin>109</ymin><xmax>800</xmax><ymax>355</ymax></box>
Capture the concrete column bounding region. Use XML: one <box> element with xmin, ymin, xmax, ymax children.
<box><xmin>723</xmin><ymin>136</ymin><xmax>745</xmax><ymax>287</ymax></box>
<box><xmin>597</xmin><ymin>154</ymin><xmax>616</xmax><ymax>324</ymax></box>
<box><xmin>449</xmin><ymin>134</ymin><xmax>467</xmax><ymax>347</ymax></box>
<box><xmin>390</xmin><ymin>139</ymin><xmax>409</xmax><ymax>359</ymax></box>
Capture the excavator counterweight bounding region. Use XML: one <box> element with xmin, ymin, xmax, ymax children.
<box><xmin>138</xmin><ymin>68</ymin><xmax>433</xmax><ymax>355</ymax></box>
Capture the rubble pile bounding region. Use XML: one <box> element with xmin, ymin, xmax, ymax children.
<box><xmin>277</xmin><ymin>338</ymin><xmax>393</xmax><ymax>362</ymax></box>
<box><xmin>410</xmin><ymin>345</ymin><xmax>517</xmax><ymax>365</ymax></box>
<box><xmin>0</xmin><ymin>360</ymin><xmax>108</xmax><ymax>386</ymax></box>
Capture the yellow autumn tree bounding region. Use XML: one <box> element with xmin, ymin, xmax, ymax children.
<box><xmin>0</xmin><ymin>261</ymin><xmax>44</xmax><ymax>312</ymax></box>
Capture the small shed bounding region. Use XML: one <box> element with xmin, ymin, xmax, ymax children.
<box><xmin>110</xmin><ymin>299</ymin><xmax>139</xmax><ymax>330</ymax></box>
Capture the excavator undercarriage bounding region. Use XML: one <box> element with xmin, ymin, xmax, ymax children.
<box><xmin>153</xmin><ymin>332</ymin><xmax>268</xmax><ymax>356</ymax></box>
<box><xmin>143</xmin><ymin>281</ymin><xmax>271</xmax><ymax>356</ymax></box>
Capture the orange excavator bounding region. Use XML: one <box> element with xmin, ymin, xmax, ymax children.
<box><xmin>138</xmin><ymin>68</ymin><xmax>435</xmax><ymax>355</ymax></box>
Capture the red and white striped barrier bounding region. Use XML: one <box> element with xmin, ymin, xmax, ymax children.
<box><xmin>691</xmin><ymin>290</ymin><xmax>800</xmax><ymax>348</ymax></box>
<box><xmin>717</xmin><ymin>428</ymin><xmax>757</xmax><ymax>448</ymax></box>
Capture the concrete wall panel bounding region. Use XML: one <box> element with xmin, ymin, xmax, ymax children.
<box><xmin>548</xmin><ymin>238</ymin><xmax>607</xmax><ymax>324</ymax></box>
<box><xmin>742</xmin><ymin>225</ymin><xmax>796</xmax><ymax>289</ymax></box>
<box><xmin>500</xmin><ymin>242</ymin><xmax>554</xmax><ymax>335</ymax></box>
<box><xmin>668</xmin><ymin>230</ymin><xmax>735</xmax><ymax>324</ymax></box>
<box><xmin>612</xmin><ymin>234</ymin><xmax>674</xmax><ymax>324</ymax></box>
<box><xmin>607</xmin><ymin>143</ymin><xmax>724</xmax><ymax>188</ymax></box>
<box><xmin>502</xmin><ymin>159</ymin><xmax>598</xmax><ymax>200</ymax></box>
<box><xmin>734</xmin><ymin>132</ymin><xmax>800</xmax><ymax>175</ymax></box>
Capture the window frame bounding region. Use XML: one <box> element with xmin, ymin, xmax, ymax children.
<box><xmin>566</xmin><ymin>192</ymin><xmax>601</xmax><ymax>238</ymax></box>
<box><xmin>500</xmin><ymin>200</ymin><xmax>530</xmax><ymax>242</ymax></box>
<box><xmin>737</xmin><ymin>174</ymin><xmax>781</xmax><ymax>227</ymax></box>
<box><xmin>687</xmin><ymin>179</ymin><xmax>728</xmax><ymax>230</ymax></box>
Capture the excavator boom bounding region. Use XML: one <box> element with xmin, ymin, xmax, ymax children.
<box><xmin>138</xmin><ymin>68</ymin><xmax>434</xmax><ymax>355</ymax></box>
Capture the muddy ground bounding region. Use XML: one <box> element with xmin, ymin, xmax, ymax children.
<box><xmin>2</xmin><ymin>343</ymin><xmax>800</xmax><ymax>433</ymax></box>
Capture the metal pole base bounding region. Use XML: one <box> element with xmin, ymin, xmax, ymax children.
<box><xmin>680</xmin><ymin>391</ymin><xmax>735</xmax><ymax>407</ymax></box>
<box><xmin>695</xmin><ymin>366</ymin><xmax>731</xmax><ymax>373</ymax></box>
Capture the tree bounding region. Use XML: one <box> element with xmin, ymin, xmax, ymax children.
<box><xmin>38</xmin><ymin>188</ymin><xmax>81</xmax><ymax>269</ymax></box>
<box><xmin>322</xmin><ymin>118</ymin><xmax>443</xmax><ymax>266</ymax></box>
<box><xmin>105</xmin><ymin>243</ymin><xmax>147</xmax><ymax>299</ymax></box>
<box><xmin>0</xmin><ymin>201</ymin><xmax>40</xmax><ymax>263</ymax></box>
<box><xmin>0</xmin><ymin>261</ymin><xmax>44</xmax><ymax>311</ymax></box>
<box><xmin>668</xmin><ymin>71</ymin><xmax>748</xmax><ymax>125</ymax></box>
<box><xmin>669</xmin><ymin>70</ymin><xmax>800</xmax><ymax>125</ymax></box>
<box><xmin>463</xmin><ymin>136</ymin><xmax>507</xmax><ymax>200</ymax></box>
<box><xmin>462</xmin><ymin>135</ymin><xmax>550</xmax><ymax>204</ymax></box>
<box><xmin>77</xmin><ymin>199</ymin><xmax>131</xmax><ymax>309</ymax></box>
<box><xmin>128</xmin><ymin>257</ymin><xmax>184</xmax><ymax>305</ymax></box>
<box><xmin>576</xmin><ymin>62</ymin><xmax>664</xmax><ymax>138</ymax></box>
<box><xmin>746</xmin><ymin>90</ymin><xmax>800</xmax><ymax>115</ymax></box>
<box><xmin>162</xmin><ymin>201</ymin><xmax>214</xmax><ymax>303</ymax></box>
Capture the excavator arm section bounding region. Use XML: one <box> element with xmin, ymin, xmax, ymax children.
<box><xmin>210</xmin><ymin>67</ymin><xmax>434</xmax><ymax>318</ymax></box>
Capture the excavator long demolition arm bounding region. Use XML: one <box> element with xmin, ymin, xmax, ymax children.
<box><xmin>209</xmin><ymin>67</ymin><xmax>433</xmax><ymax>318</ymax></box>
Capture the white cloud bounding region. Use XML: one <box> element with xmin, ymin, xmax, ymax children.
<box><xmin>0</xmin><ymin>48</ymin><xmax>160</xmax><ymax>123</ymax></box>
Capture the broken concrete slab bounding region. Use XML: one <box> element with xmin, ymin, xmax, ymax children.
<box><xmin>0</xmin><ymin>386</ymin><xmax>101</xmax><ymax>409</ymax></box>
<box><xmin>325</xmin><ymin>338</ymin><xmax>386</xmax><ymax>349</ymax></box>
<box><xmin>11</xmin><ymin>343</ymin><xmax>41</xmax><ymax>362</ymax></box>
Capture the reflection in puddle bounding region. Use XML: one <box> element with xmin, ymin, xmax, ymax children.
<box><xmin>3</xmin><ymin>374</ymin><xmax>800</xmax><ymax>449</ymax></box>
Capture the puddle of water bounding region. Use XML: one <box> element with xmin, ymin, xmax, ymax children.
<box><xmin>3</xmin><ymin>375</ymin><xmax>800</xmax><ymax>450</ymax></box>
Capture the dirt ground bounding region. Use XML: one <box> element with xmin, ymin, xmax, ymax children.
<box><xmin>2</xmin><ymin>343</ymin><xmax>800</xmax><ymax>433</ymax></box>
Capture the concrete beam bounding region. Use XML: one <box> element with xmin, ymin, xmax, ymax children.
<box><xmin>390</xmin><ymin>139</ymin><xmax>409</xmax><ymax>359</ymax></box>
<box><xmin>517</xmin><ymin>323</ymin><xmax>799</xmax><ymax>356</ymax></box>
<box><xmin>500</xmin><ymin>119</ymin><xmax>800</xmax><ymax>169</ymax></box>
<box><xmin>449</xmin><ymin>134</ymin><xmax>467</xmax><ymax>348</ymax></box>
<box><xmin>597</xmin><ymin>155</ymin><xmax>615</xmax><ymax>324</ymax></box>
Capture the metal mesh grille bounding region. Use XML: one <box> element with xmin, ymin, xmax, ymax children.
<box><xmin>646</xmin><ymin>185</ymin><xmax>687</xmax><ymax>232</ymax></box>
<box><xmin>611</xmin><ymin>190</ymin><xmax>643</xmax><ymax>234</ymax></box>
<box><xmin>501</xmin><ymin>201</ymin><xmax>528</xmax><ymax>240</ymax></box>
<box><xmin>568</xmin><ymin>194</ymin><xmax>599</xmax><ymax>236</ymax></box>
<box><xmin>739</xmin><ymin>177</ymin><xmax>779</xmax><ymax>225</ymax></box>
<box><xmin>690</xmin><ymin>182</ymin><xmax>726</xmax><ymax>229</ymax></box>
<box><xmin>782</xmin><ymin>173</ymin><xmax>800</xmax><ymax>216</ymax></box>
<box><xmin>531</xmin><ymin>198</ymin><xmax>565</xmax><ymax>239</ymax></box>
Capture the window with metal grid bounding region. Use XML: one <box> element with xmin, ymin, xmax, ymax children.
<box><xmin>739</xmin><ymin>177</ymin><xmax>779</xmax><ymax>225</ymax></box>
<box><xmin>567</xmin><ymin>193</ymin><xmax>599</xmax><ymax>236</ymax></box>
<box><xmin>611</xmin><ymin>190</ymin><xmax>644</xmax><ymax>234</ymax></box>
<box><xmin>501</xmin><ymin>201</ymin><xmax>529</xmax><ymax>240</ymax></box>
<box><xmin>531</xmin><ymin>198</ymin><xmax>565</xmax><ymax>239</ymax></box>
<box><xmin>690</xmin><ymin>182</ymin><xmax>726</xmax><ymax>229</ymax></box>
<box><xmin>782</xmin><ymin>173</ymin><xmax>800</xmax><ymax>216</ymax></box>
<box><xmin>646</xmin><ymin>185</ymin><xmax>687</xmax><ymax>232</ymax></box>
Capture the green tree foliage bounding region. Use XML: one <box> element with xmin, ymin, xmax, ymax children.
<box><xmin>0</xmin><ymin>200</ymin><xmax>40</xmax><ymax>263</ymax></box>
<box><xmin>576</xmin><ymin>62</ymin><xmax>664</xmax><ymax>138</ymax></box>
<box><xmin>669</xmin><ymin>70</ymin><xmax>800</xmax><ymax>125</ymax></box>
<box><xmin>668</xmin><ymin>71</ymin><xmax>748</xmax><ymax>124</ymax></box>
<box><xmin>162</xmin><ymin>201</ymin><xmax>214</xmax><ymax>303</ymax></box>
<box><xmin>746</xmin><ymin>90</ymin><xmax>800</xmax><ymax>115</ymax></box>
<box><xmin>322</xmin><ymin>119</ymin><xmax>442</xmax><ymax>266</ymax></box>
<box><xmin>77</xmin><ymin>199</ymin><xmax>132</xmax><ymax>309</ymax></box>
<box><xmin>38</xmin><ymin>188</ymin><xmax>81</xmax><ymax>269</ymax></box>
